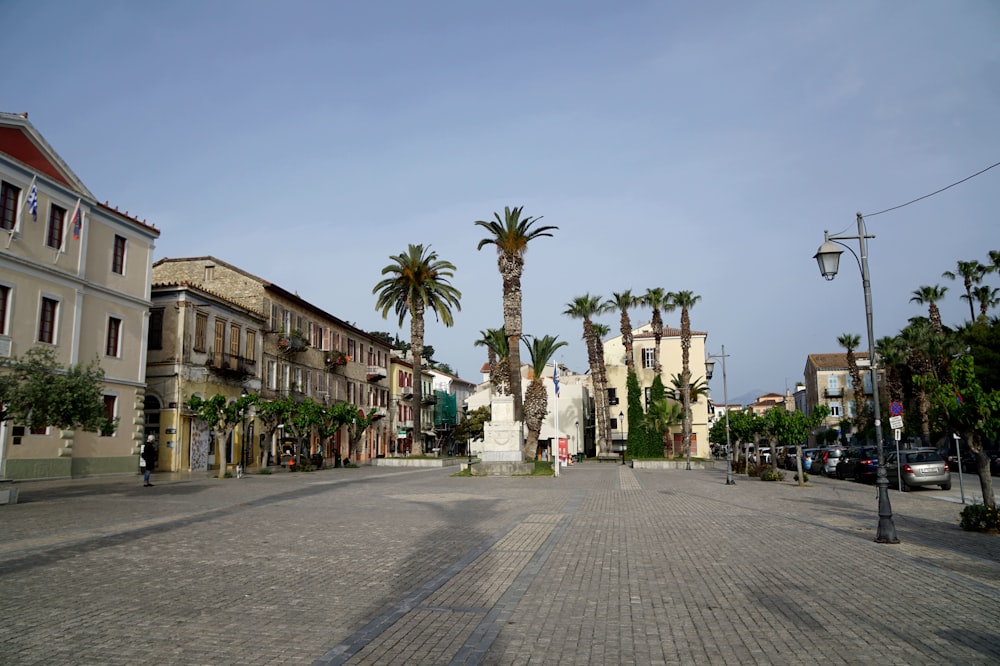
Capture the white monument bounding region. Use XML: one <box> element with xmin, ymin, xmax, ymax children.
<box><xmin>474</xmin><ymin>395</ymin><xmax>533</xmax><ymax>475</ymax></box>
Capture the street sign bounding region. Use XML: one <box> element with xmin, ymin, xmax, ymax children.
<box><xmin>889</xmin><ymin>401</ymin><xmax>903</xmax><ymax>416</ymax></box>
<box><xmin>889</xmin><ymin>415</ymin><xmax>903</xmax><ymax>430</ymax></box>
<box><xmin>894</xmin><ymin>428</ymin><xmax>901</xmax><ymax>442</ymax></box>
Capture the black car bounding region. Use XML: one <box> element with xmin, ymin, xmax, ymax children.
<box><xmin>836</xmin><ymin>446</ymin><xmax>881</xmax><ymax>481</ymax></box>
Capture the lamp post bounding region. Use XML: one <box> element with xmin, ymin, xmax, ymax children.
<box><xmin>814</xmin><ymin>212</ymin><xmax>899</xmax><ymax>544</ymax></box>
<box><xmin>240</xmin><ymin>388</ymin><xmax>249</xmax><ymax>472</ymax></box>
<box><xmin>706</xmin><ymin>345</ymin><xmax>734</xmax><ymax>486</ymax></box>
<box><xmin>618</xmin><ymin>410</ymin><xmax>625</xmax><ymax>465</ymax></box>
<box><xmin>575</xmin><ymin>419</ymin><xmax>580</xmax><ymax>461</ymax></box>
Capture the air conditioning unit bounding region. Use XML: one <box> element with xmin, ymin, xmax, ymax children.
<box><xmin>0</xmin><ymin>338</ymin><xmax>11</xmax><ymax>358</ymax></box>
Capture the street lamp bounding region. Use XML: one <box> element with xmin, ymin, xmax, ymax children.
<box><xmin>706</xmin><ymin>345</ymin><xmax>734</xmax><ymax>486</ymax></box>
<box><xmin>814</xmin><ymin>212</ymin><xmax>898</xmax><ymax>544</ymax></box>
<box><xmin>575</xmin><ymin>420</ymin><xmax>580</xmax><ymax>461</ymax></box>
<box><xmin>618</xmin><ymin>410</ymin><xmax>625</xmax><ymax>465</ymax></box>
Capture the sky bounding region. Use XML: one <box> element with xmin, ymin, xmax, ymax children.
<box><xmin>4</xmin><ymin>1</ymin><xmax>999</xmax><ymax>404</ymax></box>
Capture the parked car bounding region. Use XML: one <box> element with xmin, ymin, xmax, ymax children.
<box><xmin>886</xmin><ymin>449</ymin><xmax>951</xmax><ymax>491</ymax></box>
<box><xmin>782</xmin><ymin>446</ymin><xmax>798</xmax><ymax>470</ymax></box>
<box><xmin>812</xmin><ymin>447</ymin><xmax>843</xmax><ymax>476</ymax></box>
<box><xmin>836</xmin><ymin>446</ymin><xmax>880</xmax><ymax>481</ymax></box>
<box><xmin>801</xmin><ymin>448</ymin><xmax>822</xmax><ymax>473</ymax></box>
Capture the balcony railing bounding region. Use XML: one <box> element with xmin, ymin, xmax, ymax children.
<box><xmin>400</xmin><ymin>388</ymin><xmax>413</xmax><ymax>400</ymax></box>
<box><xmin>400</xmin><ymin>419</ymin><xmax>414</xmax><ymax>429</ymax></box>
<box><xmin>371</xmin><ymin>406</ymin><xmax>388</xmax><ymax>420</ymax></box>
<box><xmin>207</xmin><ymin>353</ymin><xmax>257</xmax><ymax>377</ymax></box>
<box><xmin>824</xmin><ymin>388</ymin><xmax>844</xmax><ymax>398</ymax></box>
<box><xmin>366</xmin><ymin>365</ymin><xmax>387</xmax><ymax>382</ymax></box>
<box><xmin>421</xmin><ymin>394</ymin><xmax>437</xmax><ymax>405</ymax></box>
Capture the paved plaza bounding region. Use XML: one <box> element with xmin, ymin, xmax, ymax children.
<box><xmin>1</xmin><ymin>462</ymin><xmax>998</xmax><ymax>665</ymax></box>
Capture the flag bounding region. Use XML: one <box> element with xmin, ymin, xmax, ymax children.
<box><xmin>25</xmin><ymin>176</ymin><xmax>38</xmax><ymax>222</ymax></box>
<box><xmin>70</xmin><ymin>199</ymin><xmax>82</xmax><ymax>240</ymax></box>
<box><xmin>553</xmin><ymin>363</ymin><xmax>560</xmax><ymax>398</ymax></box>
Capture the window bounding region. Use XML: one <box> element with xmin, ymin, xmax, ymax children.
<box><xmin>281</xmin><ymin>364</ymin><xmax>290</xmax><ymax>391</ymax></box>
<box><xmin>148</xmin><ymin>309</ymin><xmax>163</xmax><ymax>350</ymax></box>
<box><xmin>607</xmin><ymin>387</ymin><xmax>619</xmax><ymax>406</ymax></box>
<box><xmin>214</xmin><ymin>319</ymin><xmax>225</xmax><ymax>359</ymax></box>
<box><xmin>38</xmin><ymin>297</ymin><xmax>58</xmax><ymax>343</ymax></box>
<box><xmin>102</xmin><ymin>395</ymin><xmax>117</xmax><ymax>435</ymax></box>
<box><xmin>106</xmin><ymin>316</ymin><xmax>122</xmax><ymax>356</ymax></box>
<box><xmin>112</xmin><ymin>235</ymin><xmax>126</xmax><ymax>274</ymax></box>
<box><xmin>644</xmin><ymin>387</ymin><xmax>651</xmax><ymax>410</ymax></box>
<box><xmin>0</xmin><ymin>284</ymin><xmax>10</xmax><ymax>335</ymax></box>
<box><xmin>46</xmin><ymin>204</ymin><xmax>66</xmax><ymax>249</ymax></box>
<box><xmin>270</xmin><ymin>303</ymin><xmax>279</xmax><ymax>331</ymax></box>
<box><xmin>1</xmin><ymin>181</ymin><xmax>20</xmax><ymax>230</ymax></box>
<box><xmin>847</xmin><ymin>402</ymin><xmax>856</xmax><ymax>418</ymax></box>
<box><xmin>827</xmin><ymin>374</ymin><xmax>839</xmax><ymax>390</ymax></box>
<box><xmin>267</xmin><ymin>360</ymin><xmax>277</xmax><ymax>390</ymax></box>
<box><xmin>245</xmin><ymin>330</ymin><xmax>256</xmax><ymax>361</ymax></box>
<box><xmin>229</xmin><ymin>323</ymin><xmax>240</xmax><ymax>359</ymax></box>
<box><xmin>642</xmin><ymin>348</ymin><xmax>655</xmax><ymax>369</ymax></box>
<box><xmin>194</xmin><ymin>313</ymin><xmax>207</xmax><ymax>351</ymax></box>
<box><xmin>347</xmin><ymin>338</ymin><xmax>356</xmax><ymax>360</ymax></box>
<box><xmin>294</xmin><ymin>367</ymin><xmax>303</xmax><ymax>392</ymax></box>
<box><xmin>282</xmin><ymin>309</ymin><xmax>291</xmax><ymax>333</ymax></box>
<box><xmin>829</xmin><ymin>402</ymin><xmax>842</xmax><ymax>417</ymax></box>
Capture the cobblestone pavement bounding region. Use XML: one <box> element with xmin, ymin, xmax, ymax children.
<box><xmin>1</xmin><ymin>463</ymin><xmax>998</xmax><ymax>665</ymax></box>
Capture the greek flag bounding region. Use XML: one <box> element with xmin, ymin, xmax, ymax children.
<box><xmin>70</xmin><ymin>199</ymin><xmax>82</xmax><ymax>240</ymax></box>
<box><xmin>553</xmin><ymin>363</ymin><xmax>560</xmax><ymax>398</ymax></box>
<box><xmin>25</xmin><ymin>176</ymin><xmax>38</xmax><ymax>222</ymax></box>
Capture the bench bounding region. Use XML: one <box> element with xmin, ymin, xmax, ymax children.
<box><xmin>597</xmin><ymin>453</ymin><xmax>620</xmax><ymax>462</ymax></box>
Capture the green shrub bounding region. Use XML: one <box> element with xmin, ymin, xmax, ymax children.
<box><xmin>793</xmin><ymin>472</ymin><xmax>809</xmax><ymax>483</ymax></box>
<box><xmin>959</xmin><ymin>503</ymin><xmax>1000</xmax><ymax>532</ymax></box>
<box><xmin>759</xmin><ymin>465</ymin><xmax>784</xmax><ymax>482</ymax></box>
<box><xmin>747</xmin><ymin>463</ymin><xmax>759</xmax><ymax>478</ymax></box>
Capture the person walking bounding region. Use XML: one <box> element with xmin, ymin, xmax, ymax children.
<box><xmin>141</xmin><ymin>435</ymin><xmax>158</xmax><ymax>487</ymax></box>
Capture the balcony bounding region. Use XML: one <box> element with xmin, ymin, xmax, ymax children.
<box><xmin>324</xmin><ymin>350</ymin><xmax>351</xmax><ymax>370</ymax></box>
<box><xmin>371</xmin><ymin>406</ymin><xmax>388</xmax><ymax>420</ymax></box>
<box><xmin>400</xmin><ymin>419</ymin><xmax>414</xmax><ymax>429</ymax></box>
<box><xmin>400</xmin><ymin>388</ymin><xmax>413</xmax><ymax>400</ymax></box>
<box><xmin>366</xmin><ymin>364</ymin><xmax>387</xmax><ymax>382</ymax></box>
<box><xmin>824</xmin><ymin>388</ymin><xmax>844</xmax><ymax>398</ymax></box>
<box><xmin>421</xmin><ymin>393</ymin><xmax>437</xmax><ymax>405</ymax></box>
<box><xmin>207</xmin><ymin>353</ymin><xmax>257</xmax><ymax>378</ymax></box>
<box><xmin>608</xmin><ymin>397</ymin><xmax>620</xmax><ymax>406</ymax></box>
<box><xmin>277</xmin><ymin>332</ymin><xmax>309</xmax><ymax>354</ymax></box>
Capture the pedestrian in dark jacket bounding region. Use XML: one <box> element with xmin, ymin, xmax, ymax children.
<box><xmin>141</xmin><ymin>436</ymin><xmax>158</xmax><ymax>487</ymax></box>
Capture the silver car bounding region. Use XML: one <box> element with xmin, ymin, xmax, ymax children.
<box><xmin>812</xmin><ymin>447</ymin><xmax>844</xmax><ymax>476</ymax></box>
<box><xmin>886</xmin><ymin>449</ymin><xmax>951</xmax><ymax>491</ymax></box>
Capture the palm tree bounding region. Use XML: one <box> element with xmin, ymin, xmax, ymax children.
<box><xmin>898</xmin><ymin>319</ymin><xmax>937</xmax><ymax>446</ymax></box>
<box><xmin>564</xmin><ymin>294</ymin><xmax>610</xmax><ymax>454</ymax></box>
<box><xmin>473</xmin><ymin>327</ymin><xmax>510</xmax><ymax>396</ymax></box>
<box><xmin>837</xmin><ymin>333</ymin><xmax>866</xmax><ymax>435</ymax></box>
<box><xmin>475</xmin><ymin>206</ymin><xmax>558</xmax><ymax>422</ymax></box>
<box><xmin>875</xmin><ymin>336</ymin><xmax>907</xmax><ymax>407</ymax></box>
<box><xmin>373</xmin><ymin>244</ymin><xmax>461</xmax><ymax>455</ymax></box>
<box><xmin>668</xmin><ymin>373</ymin><xmax>708</xmax><ymax>403</ymax></box>
<box><xmin>642</xmin><ymin>287</ymin><xmax>675</xmax><ymax>375</ymax></box>
<box><xmin>670</xmin><ymin>290</ymin><xmax>701</xmax><ymax>466</ymax></box>
<box><xmin>910</xmin><ymin>285</ymin><xmax>948</xmax><ymax>334</ymax></box>
<box><xmin>592</xmin><ymin>322</ymin><xmax>612</xmax><ymax>453</ymax></box>
<box><xmin>644</xmin><ymin>399</ymin><xmax>684</xmax><ymax>457</ymax></box>
<box><xmin>968</xmin><ymin>284</ymin><xmax>1000</xmax><ymax>320</ymax></box>
<box><xmin>985</xmin><ymin>250</ymin><xmax>1000</xmax><ymax>276</ymax></box>
<box><xmin>522</xmin><ymin>335</ymin><xmax>568</xmax><ymax>460</ymax></box>
<box><xmin>604</xmin><ymin>290</ymin><xmax>638</xmax><ymax>369</ymax></box>
<box><xmin>943</xmin><ymin>260</ymin><xmax>986</xmax><ymax>322</ymax></box>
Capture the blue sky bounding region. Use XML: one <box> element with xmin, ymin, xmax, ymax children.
<box><xmin>5</xmin><ymin>1</ymin><xmax>999</xmax><ymax>402</ymax></box>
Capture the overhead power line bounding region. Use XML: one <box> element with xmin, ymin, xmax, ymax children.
<box><xmin>863</xmin><ymin>160</ymin><xmax>1000</xmax><ymax>218</ymax></box>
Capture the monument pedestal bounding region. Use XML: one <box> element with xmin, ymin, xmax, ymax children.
<box><xmin>473</xmin><ymin>396</ymin><xmax>533</xmax><ymax>476</ymax></box>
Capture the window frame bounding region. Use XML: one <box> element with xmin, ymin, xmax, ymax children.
<box><xmin>38</xmin><ymin>296</ymin><xmax>59</xmax><ymax>344</ymax></box>
<box><xmin>106</xmin><ymin>316</ymin><xmax>123</xmax><ymax>357</ymax></box>
<box><xmin>112</xmin><ymin>234</ymin><xmax>127</xmax><ymax>274</ymax></box>
<box><xmin>46</xmin><ymin>203</ymin><xmax>66</xmax><ymax>250</ymax></box>
<box><xmin>148</xmin><ymin>308</ymin><xmax>163</xmax><ymax>350</ymax></box>
<box><xmin>0</xmin><ymin>283</ymin><xmax>10</xmax><ymax>335</ymax></box>
<box><xmin>1</xmin><ymin>181</ymin><xmax>20</xmax><ymax>231</ymax></box>
<box><xmin>194</xmin><ymin>312</ymin><xmax>207</xmax><ymax>352</ymax></box>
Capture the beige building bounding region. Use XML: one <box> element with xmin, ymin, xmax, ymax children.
<box><xmin>603</xmin><ymin>323</ymin><xmax>711</xmax><ymax>458</ymax></box>
<box><xmin>0</xmin><ymin>112</ymin><xmax>160</xmax><ymax>480</ymax></box>
<box><xmin>151</xmin><ymin>257</ymin><xmax>391</xmax><ymax>464</ymax></box>
<box><xmin>803</xmin><ymin>352</ymin><xmax>872</xmax><ymax>432</ymax></box>
<box><xmin>388</xmin><ymin>355</ymin><xmax>435</xmax><ymax>454</ymax></box>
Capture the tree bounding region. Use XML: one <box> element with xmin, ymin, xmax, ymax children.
<box><xmin>2</xmin><ymin>346</ymin><xmax>113</xmax><ymax>434</ymax></box>
<box><xmin>522</xmin><ymin>335</ymin><xmax>568</xmax><ymax>460</ymax></box>
<box><xmin>918</xmin><ymin>355</ymin><xmax>998</xmax><ymax>509</ymax></box>
<box><xmin>604</xmin><ymin>290</ymin><xmax>638</xmax><ymax>369</ymax></box>
<box><xmin>283</xmin><ymin>398</ymin><xmax>323</xmax><ymax>464</ymax></box>
<box><xmin>455</xmin><ymin>405</ymin><xmax>491</xmax><ymax>453</ymax></box>
<box><xmin>326</xmin><ymin>402</ymin><xmax>377</xmax><ymax>461</ymax></box>
<box><xmin>564</xmin><ymin>294</ymin><xmax>610</xmax><ymax>454</ymax></box>
<box><xmin>254</xmin><ymin>396</ymin><xmax>293</xmax><ymax>467</ymax></box>
<box><xmin>943</xmin><ymin>260</ymin><xmax>986</xmax><ymax>322</ymax></box>
<box><xmin>969</xmin><ymin>284</ymin><xmax>1000</xmax><ymax>320</ymax></box>
<box><xmin>625</xmin><ymin>369</ymin><xmax>650</xmax><ymax>456</ymax></box>
<box><xmin>668</xmin><ymin>373</ymin><xmax>708</xmax><ymax>404</ymax></box>
<box><xmin>187</xmin><ymin>393</ymin><xmax>256</xmax><ymax>479</ymax></box>
<box><xmin>374</xmin><ymin>244</ymin><xmax>462</xmax><ymax>454</ymax></box>
<box><xmin>837</xmin><ymin>333</ymin><xmax>866</xmax><ymax>435</ymax></box>
<box><xmin>910</xmin><ymin>285</ymin><xmax>948</xmax><ymax>334</ymax></box>
<box><xmin>642</xmin><ymin>288</ymin><xmax>675</xmax><ymax>375</ymax></box>
<box><xmin>763</xmin><ymin>407</ymin><xmax>826</xmax><ymax>486</ymax></box>
<box><xmin>474</xmin><ymin>327</ymin><xmax>510</xmax><ymax>396</ymax></box>
<box><xmin>475</xmin><ymin>206</ymin><xmax>557</xmax><ymax>422</ymax></box>
<box><xmin>644</xmin><ymin>399</ymin><xmax>683</xmax><ymax>458</ymax></box>
<box><xmin>670</xmin><ymin>290</ymin><xmax>701</xmax><ymax>467</ymax></box>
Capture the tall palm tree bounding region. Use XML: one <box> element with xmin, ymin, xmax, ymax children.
<box><xmin>564</xmin><ymin>294</ymin><xmax>610</xmax><ymax>454</ymax></box>
<box><xmin>837</xmin><ymin>333</ymin><xmax>866</xmax><ymax>435</ymax></box>
<box><xmin>522</xmin><ymin>335</ymin><xmax>568</xmax><ymax>460</ymax></box>
<box><xmin>475</xmin><ymin>206</ymin><xmax>558</xmax><ymax>422</ymax></box>
<box><xmin>985</xmin><ymin>250</ymin><xmax>1000</xmax><ymax>276</ymax></box>
<box><xmin>943</xmin><ymin>260</ymin><xmax>986</xmax><ymax>322</ymax></box>
<box><xmin>604</xmin><ymin>290</ymin><xmax>638</xmax><ymax>369</ymax></box>
<box><xmin>642</xmin><ymin>287</ymin><xmax>674</xmax><ymax>375</ymax></box>
<box><xmin>898</xmin><ymin>319</ymin><xmax>936</xmax><ymax>446</ymax></box>
<box><xmin>373</xmin><ymin>244</ymin><xmax>461</xmax><ymax>455</ymax></box>
<box><xmin>670</xmin><ymin>290</ymin><xmax>701</xmax><ymax>466</ymax></box>
<box><xmin>592</xmin><ymin>322</ymin><xmax>612</xmax><ymax>454</ymax></box>
<box><xmin>875</xmin><ymin>336</ymin><xmax>906</xmax><ymax>407</ymax></box>
<box><xmin>910</xmin><ymin>285</ymin><xmax>948</xmax><ymax>334</ymax></box>
<box><xmin>968</xmin><ymin>284</ymin><xmax>1000</xmax><ymax>320</ymax></box>
<box><xmin>474</xmin><ymin>327</ymin><xmax>510</xmax><ymax>396</ymax></box>
<box><xmin>668</xmin><ymin>373</ymin><xmax>708</xmax><ymax>403</ymax></box>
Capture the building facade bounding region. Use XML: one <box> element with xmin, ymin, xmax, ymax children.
<box><xmin>0</xmin><ymin>112</ymin><xmax>160</xmax><ymax>480</ymax></box>
<box><xmin>151</xmin><ymin>257</ymin><xmax>391</xmax><ymax>464</ymax></box>
<box><xmin>802</xmin><ymin>352</ymin><xmax>873</xmax><ymax>432</ymax></box>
